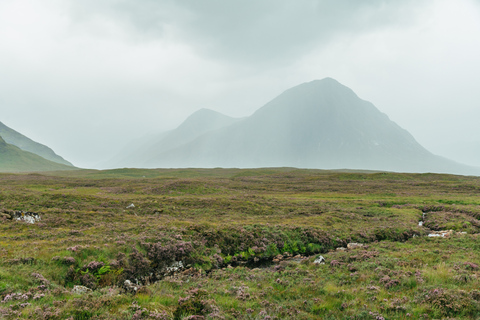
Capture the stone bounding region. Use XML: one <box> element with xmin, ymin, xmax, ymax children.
<box><xmin>428</xmin><ymin>230</ymin><xmax>454</xmax><ymax>238</ymax></box>
<box><xmin>336</xmin><ymin>247</ymin><xmax>347</xmax><ymax>252</ymax></box>
<box><xmin>313</xmin><ymin>255</ymin><xmax>325</xmax><ymax>265</ymax></box>
<box><xmin>72</xmin><ymin>285</ymin><xmax>92</xmax><ymax>294</ymax></box>
<box><xmin>124</xmin><ymin>280</ymin><xmax>141</xmax><ymax>293</ymax></box>
<box><xmin>347</xmin><ymin>243</ymin><xmax>364</xmax><ymax>250</ymax></box>
<box><xmin>165</xmin><ymin>261</ymin><xmax>184</xmax><ymax>274</ymax></box>
<box><xmin>126</xmin><ymin>203</ymin><xmax>135</xmax><ymax>209</ymax></box>
<box><xmin>12</xmin><ymin>211</ymin><xmax>41</xmax><ymax>224</ymax></box>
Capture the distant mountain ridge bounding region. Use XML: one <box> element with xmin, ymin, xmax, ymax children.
<box><xmin>0</xmin><ymin>136</ymin><xmax>75</xmax><ymax>172</ymax></box>
<box><xmin>112</xmin><ymin>78</ymin><xmax>479</xmax><ymax>175</ymax></box>
<box><xmin>0</xmin><ymin>121</ymin><xmax>73</xmax><ymax>166</ymax></box>
<box><xmin>106</xmin><ymin>108</ymin><xmax>242</xmax><ymax>168</ymax></box>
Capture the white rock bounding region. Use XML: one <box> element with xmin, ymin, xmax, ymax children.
<box><xmin>313</xmin><ymin>256</ymin><xmax>325</xmax><ymax>265</ymax></box>
<box><xmin>14</xmin><ymin>212</ymin><xmax>41</xmax><ymax>224</ymax></box>
<box><xmin>72</xmin><ymin>285</ymin><xmax>92</xmax><ymax>294</ymax></box>
<box><xmin>166</xmin><ymin>261</ymin><xmax>184</xmax><ymax>273</ymax></box>
<box><xmin>126</xmin><ymin>203</ymin><xmax>135</xmax><ymax>209</ymax></box>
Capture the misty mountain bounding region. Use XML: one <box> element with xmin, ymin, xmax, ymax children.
<box><xmin>0</xmin><ymin>121</ymin><xmax>73</xmax><ymax>166</ymax></box>
<box><xmin>0</xmin><ymin>136</ymin><xmax>75</xmax><ymax>172</ymax></box>
<box><xmin>428</xmin><ymin>140</ymin><xmax>480</xmax><ymax>168</ymax></box>
<box><xmin>107</xmin><ymin>108</ymin><xmax>242</xmax><ymax>168</ymax></box>
<box><xmin>118</xmin><ymin>78</ymin><xmax>479</xmax><ymax>175</ymax></box>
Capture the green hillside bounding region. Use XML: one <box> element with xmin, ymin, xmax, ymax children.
<box><xmin>0</xmin><ymin>136</ymin><xmax>76</xmax><ymax>172</ymax></box>
<box><xmin>0</xmin><ymin>121</ymin><xmax>73</xmax><ymax>166</ymax></box>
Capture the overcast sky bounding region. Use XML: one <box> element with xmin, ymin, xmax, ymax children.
<box><xmin>1</xmin><ymin>0</ymin><xmax>480</xmax><ymax>168</ymax></box>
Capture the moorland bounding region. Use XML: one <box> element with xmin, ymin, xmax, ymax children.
<box><xmin>1</xmin><ymin>168</ymin><xmax>480</xmax><ymax>319</ymax></box>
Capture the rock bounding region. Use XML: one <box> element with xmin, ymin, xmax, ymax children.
<box><xmin>124</xmin><ymin>280</ymin><xmax>141</xmax><ymax>293</ymax></box>
<box><xmin>313</xmin><ymin>256</ymin><xmax>325</xmax><ymax>265</ymax></box>
<box><xmin>347</xmin><ymin>243</ymin><xmax>364</xmax><ymax>250</ymax></box>
<box><xmin>126</xmin><ymin>203</ymin><xmax>135</xmax><ymax>209</ymax></box>
<box><xmin>272</xmin><ymin>254</ymin><xmax>284</xmax><ymax>263</ymax></box>
<box><xmin>165</xmin><ymin>261</ymin><xmax>184</xmax><ymax>274</ymax></box>
<box><xmin>11</xmin><ymin>211</ymin><xmax>41</xmax><ymax>224</ymax></box>
<box><xmin>428</xmin><ymin>230</ymin><xmax>455</xmax><ymax>238</ymax></box>
<box><xmin>336</xmin><ymin>247</ymin><xmax>347</xmax><ymax>252</ymax></box>
<box><xmin>72</xmin><ymin>285</ymin><xmax>92</xmax><ymax>294</ymax></box>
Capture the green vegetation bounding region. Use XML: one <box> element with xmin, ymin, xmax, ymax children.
<box><xmin>0</xmin><ymin>122</ymin><xmax>73</xmax><ymax>166</ymax></box>
<box><xmin>1</xmin><ymin>168</ymin><xmax>480</xmax><ymax>319</ymax></box>
<box><xmin>0</xmin><ymin>136</ymin><xmax>75</xmax><ymax>172</ymax></box>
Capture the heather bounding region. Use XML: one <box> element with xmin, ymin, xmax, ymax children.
<box><xmin>1</xmin><ymin>168</ymin><xmax>480</xmax><ymax>319</ymax></box>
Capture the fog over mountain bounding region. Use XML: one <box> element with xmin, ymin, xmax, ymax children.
<box><xmin>113</xmin><ymin>78</ymin><xmax>478</xmax><ymax>175</ymax></box>
<box><xmin>1</xmin><ymin>1</ymin><xmax>480</xmax><ymax>168</ymax></box>
<box><xmin>104</xmin><ymin>108</ymin><xmax>242</xmax><ymax>168</ymax></box>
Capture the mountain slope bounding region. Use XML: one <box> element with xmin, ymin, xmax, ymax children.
<box><xmin>127</xmin><ymin>78</ymin><xmax>478</xmax><ymax>175</ymax></box>
<box><xmin>0</xmin><ymin>136</ymin><xmax>76</xmax><ymax>172</ymax></box>
<box><xmin>0</xmin><ymin>121</ymin><xmax>73</xmax><ymax>166</ymax></box>
<box><xmin>108</xmin><ymin>108</ymin><xmax>242</xmax><ymax>168</ymax></box>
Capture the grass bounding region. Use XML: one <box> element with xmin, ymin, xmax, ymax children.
<box><xmin>0</xmin><ymin>168</ymin><xmax>480</xmax><ymax>319</ymax></box>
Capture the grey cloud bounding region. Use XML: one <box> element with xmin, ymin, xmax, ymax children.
<box><xmin>67</xmin><ymin>0</ymin><xmax>423</xmax><ymax>65</ymax></box>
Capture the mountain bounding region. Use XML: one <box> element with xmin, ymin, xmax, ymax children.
<box><xmin>0</xmin><ymin>136</ymin><xmax>75</xmax><ymax>172</ymax></box>
<box><xmin>117</xmin><ymin>78</ymin><xmax>479</xmax><ymax>175</ymax></box>
<box><xmin>106</xmin><ymin>108</ymin><xmax>243</xmax><ymax>168</ymax></box>
<box><xmin>0</xmin><ymin>121</ymin><xmax>73</xmax><ymax>166</ymax></box>
<box><xmin>428</xmin><ymin>140</ymin><xmax>480</xmax><ymax>168</ymax></box>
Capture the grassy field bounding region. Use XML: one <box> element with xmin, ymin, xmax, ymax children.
<box><xmin>1</xmin><ymin>168</ymin><xmax>480</xmax><ymax>319</ymax></box>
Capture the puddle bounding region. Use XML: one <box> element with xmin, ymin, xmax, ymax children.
<box><xmin>418</xmin><ymin>212</ymin><xmax>425</xmax><ymax>226</ymax></box>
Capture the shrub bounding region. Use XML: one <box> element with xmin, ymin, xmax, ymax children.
<box><xmin>173</xmin><ymin>288</ymin><xmax>214</xmax><ymax>320</ymax></box>
<box><xmin>145</xmin><ymin>241</ymin><xmax>193</xmax><ymax>271</ymax></box>
<box><xmin>420</xmin><ymin>288</ymin><xmax>479</xmax><ymax>316</ymax></box>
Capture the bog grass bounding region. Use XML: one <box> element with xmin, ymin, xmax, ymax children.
<box><xmin>0</xmin><ymin>168</ymin><xmax>480</xmax><ymax>319</ymax></box>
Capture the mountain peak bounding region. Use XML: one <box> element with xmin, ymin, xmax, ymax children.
<box><xmin>177</xmin><ymin>108</ymin><xmax>239</xmax><ymax>131</ymax></box>
<box><xmin>292</xmin><ymin>78</ymin><xmax>356</xmax><ymax>96</ymax></box>
<box><xmin>111</xmin><ymin>79</ymin><xmax>479</xmax><ymax>175</ymax></box>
